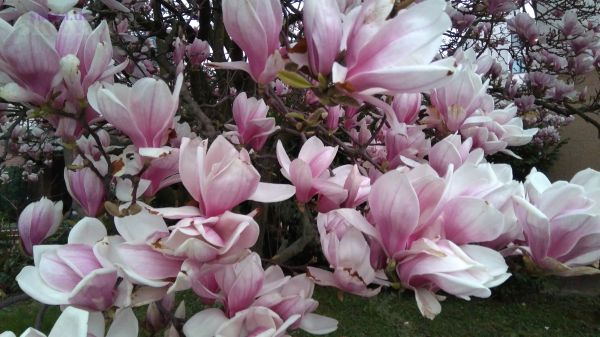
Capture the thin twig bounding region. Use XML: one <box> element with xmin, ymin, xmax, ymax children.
<box><xmin>0</xmin><ymin>293</ymin><xmax>30</xmax><ymax>310</ymax></box>
<box><xmin>34</xmin><ymin>304</ymin><xmax>49</xmax><ymax>330</ymax></box>
<box><xmin>272</xmin><ymin>204</ymin><xmax>316</xmax><ymax>264</ymax></box>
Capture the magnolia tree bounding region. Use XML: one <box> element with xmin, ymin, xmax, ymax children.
<box><xmin>443</xmin><ymin>0</ymin><xmax>600</xmax><ymax>175</ymax></box>
<box><xmin>1</xmin><ymin>0</ymin><xmax>600</xmax><ymax>336</ymax></box>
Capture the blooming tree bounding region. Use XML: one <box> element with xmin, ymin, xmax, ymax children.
<box><xmin>0</xmin><ymin>0</ymin><xmax>599</xmax><ymax>336</ymax></box>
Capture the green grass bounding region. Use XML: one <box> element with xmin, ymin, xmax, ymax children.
<box><xmin>2</xmin><ymin>278</ymin><xmax>600</xmax><ymax>336</ymax></box>
<box><xmin>295</xmin><ymin>286</ymin><xmax>600</xmax><ymax>337</ymax></box>
<box><xmin>0</xmin><ymin>301</ymin><xmax>61</xmax><ymax>333</ymax></box>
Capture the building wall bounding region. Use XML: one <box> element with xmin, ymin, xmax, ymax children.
<box><xmin>548</xmin><ymin>115</ymin><xmax>600</xmax><ymax>180</ymax></box>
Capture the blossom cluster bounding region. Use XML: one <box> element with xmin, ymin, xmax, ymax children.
<box><xmin>0</xmin><ymin>0</ymin><xmax>598</xmax><ymax>336</ymax></box>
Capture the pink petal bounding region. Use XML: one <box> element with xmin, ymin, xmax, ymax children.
<box><xmin>368</xmin><ymin>170</ymin><xmax>419</xmax><ymax>256</ymax></box>
<box><xmin>513</xmin><ymin>196</ymin><xmax>550</xmax><ymax>264</ymax></box>
<box><xmin>289</xmin><ymin>159</ymin><xmax>315</xmax><ymax>203</ymax></box>
<box><xmin>441</xmin><ymin>197</ymin><xmax>506</xmax><ymax>245</ymax></box>
<box><xmin>68</xmin><ymin>268</ymin><xmax>117</xmax><ymax>310</ymax></box>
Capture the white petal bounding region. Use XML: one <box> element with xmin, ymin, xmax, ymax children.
<box><xmin>183</xmin><ymin>308</ymin><xmax>228</xmax><ymax>337</ymax></box>
<box><xmin>48</xmin><ymin>306</ymin><xmax>89</xmax><ymax>337</ymax></box>
<box><xmin>16</xmin><ymin>266</ymin><xmax>69</xmax><ymax>305</ymax></box>
<box><xmin>414</xmin><ymin>288</ymin><xmax>441</xmax><ymax>320</ymax></box>
<box><xmin>106</xmin><ymin>308</ymin><xmax>138</xmax><ymax>337</ymax></box>
<box><xmin>68</xmin><ymin>217</ymin><xmax>107</xmax><ymax>245</ymax></box>
<box><xmin>248</xmin><ymin>182</ymin><xmax>295</xmax><ymax>203</ymax></box>
<box><xmin>47</xmin><ymin>0</ymin><xmax>78</xmax><ymax>14</ymax></box>
<box><xmin>299</xmin><ymin>313</ymin><xmax>338</xmax><ymax>335</ymax></box>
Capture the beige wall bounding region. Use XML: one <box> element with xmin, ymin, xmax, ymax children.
<box><xmin>548</xmin><ymin>115</ymin><xmax>600</xmax><ymax>181</ymax></box>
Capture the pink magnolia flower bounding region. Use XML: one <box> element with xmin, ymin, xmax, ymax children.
<box><xmin>514</xmin><ymin>95</ymin><xmax>536</xmax><ymax>112</ymax></box>
<box><xmin>368</xmin><ymin>170</ymin><xmax>421</xmax><ymax>257</ymax></box>
<box><xmin>180</xmin><ymin>136</ymin><xmax>295</xmax><ymax>217</ymax></box>
<box><xmin>513</xmin><ymin>169</ymin><xmax>600</xmax><ymax>275</ymax></box>
<box><xmin>94</xmin><ymin>236</ymin><xmax>185</xmax><ymax>289</ymax></box>
<box><xmin>87</xmin><ymin>74</ymin><xmax>183</xmax><ymax>148</ymax></box>
<box><xmin>139</xmin><ymin>147</ymin><xmax>181</xmax><ymax>197</ymax></box>
<box><xmin>186</xmin><ymin>38</ymin><xmax>211</xmax><ymax>67</ymax></box>
<box><xmin>162</xmin><ymin>211</ymin><xmax>260</xmax><ymax>262</ymax></box>
<box><xmin>571</xmin><ymin>168</ymin><xmax>600</xmax><ymax>209</ymax></box>
<box><xmin>460</xmin><ymin>105</ymin><xmax>538</xmax><ymax>156</ymax></box>
<box><xmin>427</xmin><ymin>68</ymin><xmax>490</xmax><ymax>132</ymax></box>
<box><xmin>316</xmin><ymin>164</ymin><xmax>370</xmax><ymax>213</ymax></box>
<box><xmin>526</xmin><ymin>71</ymin><xmax>556</xmax><ymax>91</ymax></box>
<box><xmin>183</xmin><ymin>306</ymin><xmax>299</xmax><ymax>337</ymax></box>
<box><xmin>186</xmin><ymin>252</ymin><xmax>293</xmax><ymax>318</ymax></box>
<box><xmin>309</xmin><ymin>208</ymin><xmax>382</xmax><ymax>297</ymax></box>
<box><xmin>397</xmin><ymin>238</ymin><xmax>510</xmax><ymax>319</ymax></box>
<box><xmin>384</xmin><ymin>122</ymin><xmax>431</xmax><ymax>168</ymax></box>
<box><xmin>0</xmin><ymin>11</ymin><xmax>126</xmax><ymax>107</ymax></box>
<box><xmin>253</xmin><ymin>273</ymin><xmax>338</xmax><ymax>334</ymax></box>
<box><xmin>0</xmin><ymin>0</ymin><xmax>50</xmax><ymax>21</ymax></box>
<box><xmin>0</xmin><ymin>12</ymin><xmax>61</xmax><ymax>104</ymax></box>
<box><xmin>428</xmin><ymin>135</ymin><xmax>484</xmax><ymax>176</ymax></box>
<box><xmin>332</xmin><ymin>0</ymin><xmax>455</xmax><ymax>95</ymax></box>
<box><xmin>303</xmin><ymin>0</ymin><xmax>342</xmax><ymax>76</ymax></box>
<box><xmin>321</xmin><ymin>105</ymin><xmax>341</xmax><ymax>130</ymax></box>
<box><xmin>217</xmin><ymin>0</ymin><xmax>284</xmax><ymax>84</ymax></box>
<box><xmin>276</xmin><ymin>136</ymin><xmax>339</xmax><ymax>203</ymax></box>
<box><xmin>228</xmin><ymin>92</ymin><xmax>278</xmax><ymax>151</ymax></box>
<box><xmin>391</xmin><ymin>93</ymin><xmax>421</xmax><ymax>124</ymax></box>
<box><xmin>439</xmin><ymin>162</ymin><xmax>525</xmax><ymax>249</ymax></box>
<box><xmin>570</xmin><ymin>54</ymin><xmax>595</xmax><ymax>75</ymax></box>
<box><xmin>485</xmin><ymin>0</ymin><xmax>516</xmax><ymax>15</ymax></box>
<box><xmin>64</xmin><ymin>156</ymin><xmax>107</xmax><ymax>217</ymax></box>
<box><xmin>56</xmin><ymin>12</ymin><xmax>128</xmax><ymax>101</ymax></box>
<box><xmin>76</xmin><ymin>129</ymin><xmax>111</xmax><ymax>162</ymax></box>
<box><xmin>561</xmin><ymin>10</ymin><xmax>585</xmax><ymax>37</ymax></box>
<box><xmin>349</xmin><ymin>117</ymin><xmax>372</xmax><ymax>146</ymax></box>
<box><xmin>507</xmin><ymin>13</ymin><xmax>539</xmax><ymax>45</ymax></box>
<box><xmin>16</xmin><ymin>218</ymin><xmax>118</xmax><ymax>311</ymax></box>
<box><xmin>214</xmin><ymin>253</ymin><xmax>265</xmax><ymax>317</ymax></box>
<box><xmin>18</xmin><ymin>197</ymin><xmax>63</xmax><ymax>255</ymax></box>
<box><xmin>367</xmin><ymin>164</ymin><xmax>466</xmax><ymax>243</ymax></box>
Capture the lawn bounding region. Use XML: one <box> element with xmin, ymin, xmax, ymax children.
<box><xmin>2</xmin><ymin>276</ymin><xmax>600</xmax><ymax>336</ymax></box>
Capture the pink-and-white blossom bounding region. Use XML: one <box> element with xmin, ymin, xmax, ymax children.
<box><xmin>17</xmin><ymin>197</ymin><xmax>63</xmax><ymax>255</ymax></box>
<box><xmin>332</xmin><ymin>0</ymin><xmax>455</xmax><ymax>95</ymax></box>
<box><xmin>88</xmin><ymin>74</ymin><xmax>183</xmax><ymax>149</ymax></box>
<box><xmin>396</xmin><ymin>238</ymin><xmax>510</xmax><ymax>319</ymax></box>
<box><xmin>276</xmin><ymin>136</ymin><xmax>338</xmax><ymax>203</ymax></box>
<box><xmin>16</xmin><ymin>217</ymin><xmax>118</xmax><ymax>311</ymax></box>
<box><xmin>228</xmin><ymin>92</ymin><xmax>278</xmax><ymax>151</ymax></box>
<box><xmin>216</xmin><ymin>0</ymin><xmax>284</xmax><ymax>83</ymax></box>
<box><xmin>180</xmin><ymin>136</ymin><xmax>295</xmax><ymax>217</ymax></box>
<box><xmin>513</xmin><ymin>169</ymin><xmax>600</xmax><ymax>275</ymax></box>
